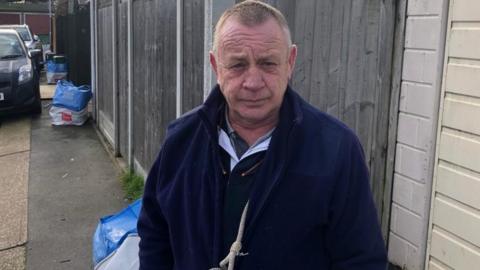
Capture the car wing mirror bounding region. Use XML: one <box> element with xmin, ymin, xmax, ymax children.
<box><xmin>28</xmin><ymin>49</ymin><xmax>42</xmax><ymax>58</ymax></box>
<box><xmin>33</xmin><ymin>34</ymin><xmax>39</xmax><ymax>41</ymax></box>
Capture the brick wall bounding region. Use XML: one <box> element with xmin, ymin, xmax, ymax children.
<box><xmin>0</xmin><ymin>13</ymin><xmax>21</xmax><ymax>24</ymax></box>
<box><xmin>388</xmin><ymin>0</ymin><xmax>448</xmax><ymax>269</ymax></box>
<box><xmin>25</xmin><ymin>14</ymin><xmax>50</xmax><ymax>35</ymax></box>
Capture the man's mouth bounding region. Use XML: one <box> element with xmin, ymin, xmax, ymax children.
<box><xmin>242</xmin><ymin>99</ymin><xmax>267</xmax><ymax>106</ymax></box>
<box><xmin>241</xmin><ymin>97</ymin><xmax>268</xmax><ymax>103</ymax></box>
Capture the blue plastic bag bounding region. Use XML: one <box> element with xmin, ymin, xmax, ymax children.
<box><xmin>93</xmin><ymin>199</ymin><xmax>142</xmax><ymax>265</ymax></box>
<box><xmin>46</xmin><ymin>60</ymin><xmax>68</xmax><ymax>73</ymax></box>
<box><xmin>53</xmin><ymin>80</ymin><xmax>92</xmax><ymax>111</ymax></box>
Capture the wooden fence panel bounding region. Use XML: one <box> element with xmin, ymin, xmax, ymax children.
<box><xmin>69</xmin><ymin>7</ymin><xmax>91</xmax><ymax>86</ymax></box>
<box><xmin>54</xmin><ymin>2</ymin><xmax>91</xmax><ymax>86</ymax></box>
<box><xmin>182</xmin><ymin>0</ymin><xmax>205</xmax><ymax>113</ymax></box>
<box><xmin>118</xmin><ymin>0</ymin><xmax>129</xmax><ymax>157</ymax></box>
<box><xmin>263</xmin><ymin>0</ymin><xmax>396</xmax><ymax>223</ymax></box>
<box><xmin>132</xmin><ymin>0</ymin><xmax>177</xmax><ymax>170</ymax></box>
<box><xmin>97</xmin><ymin>5</ymin><xmax>113</xmax><ymax>126</ymax></box>
<box><xmin>93</xmin><ymin>1</ymin><xmax>397</xmax><ymax>229</ymax></box>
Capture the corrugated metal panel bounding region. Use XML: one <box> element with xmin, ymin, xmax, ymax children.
<box><xmin>428</xmin><ymin>0</ymin><xmax>480</xmax><ymax>268</ymax></box>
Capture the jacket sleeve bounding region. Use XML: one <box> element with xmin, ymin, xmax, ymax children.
<box><xmin>137</xmin><ymin>149</ymin><xmax>174</xmax><ymax>270</ymax></box>
<box><xmin>325</xmin><ymin>133</ymin><xmax>387</xmax><ymax>270</ymax></box>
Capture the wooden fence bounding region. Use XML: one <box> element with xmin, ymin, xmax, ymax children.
<box><xmin>55</xmin><ymin>0</ymin><xmax>91</xmax><ymax>86</ymax></box>
<box><xmin>92</xmin><ymin>0</ymin><xmax>400</xmax><ymax>239</ymax></box>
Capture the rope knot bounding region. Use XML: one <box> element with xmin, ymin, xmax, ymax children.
<box><xmin>229</xmin><ymin>241</ymin><xmax>242</xmax><ymax>255</ymax></box>
<box><xmin>212</xmin><ymin>201</ymin><xmax>250</xmax><ymax>270</ymax></box>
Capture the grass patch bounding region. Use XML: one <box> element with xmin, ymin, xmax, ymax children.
<box><xmin>120</xmin><ymin>170</ymin><xmax>144</xmax><ymax>201</ymax></box>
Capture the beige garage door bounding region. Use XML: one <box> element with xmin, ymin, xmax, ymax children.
<box><xmin>427</xmin><ymin>0</ymin><xmax>480</xmax><ymax>269</ymax></box>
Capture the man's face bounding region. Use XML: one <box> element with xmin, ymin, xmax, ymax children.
<box><xmin>210</xmin><ymin>17</ymin><xmax>297</xmax><ymax>128</ymax></box>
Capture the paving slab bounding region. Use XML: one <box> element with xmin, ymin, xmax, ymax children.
<box><xmin>0</xmin><ymin>117</ymin><xmax>30</xmax><ymax>157</ymax></box>
<box><xmin>27</xmin><ymin>101</ymin><xmax>126</xmax><ymax>269</ymax></box>
<box><xmin>0</xmin><ymin>246</ymin><xmax>26</xmax><ymax>270</ymax></box>
<box><xmin>40</xmin><ymin>84</ymin><xmax>55</xmax><ymax>100</ymax></box>
<box><xmin>0</xmin><ymin>152</ymin><xmax>29</xmax><ymax>251</ymax></box>
<box><xmin>0</xmin><ymin>117</ymin><xmax>30</xmax><ymax>253</ymax></box>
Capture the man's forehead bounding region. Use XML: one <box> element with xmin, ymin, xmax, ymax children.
<box><xmin>221</xmin><ymin>46</ymin><xmax>282</xmax><ymax>60</ymax></box>
<box><xmin>218</xmin><ymin>17</ymin><xmax>287</xmax><ymax>47</ymax></box>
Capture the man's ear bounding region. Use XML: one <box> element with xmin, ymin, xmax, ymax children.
<box><xmin>287</xmin><ymin>45</ymin><xmax>297</xmax><ymax>79</ymax></box>
<box><xmin>210</xmin><ymin>51</ymin><xmax>219</xmax><ymax>76</ymax></box>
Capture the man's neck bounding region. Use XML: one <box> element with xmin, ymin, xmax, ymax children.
<box><xmin>227</xmin><ymin>111</ymin><xmax>278</xmax><ymax>146</ymax></box>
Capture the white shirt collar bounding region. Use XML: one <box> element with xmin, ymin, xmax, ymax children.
<box><xmin>218</xmin><ymin>129</ymin><xmax>272</xmax><ymax>171</ymax></box>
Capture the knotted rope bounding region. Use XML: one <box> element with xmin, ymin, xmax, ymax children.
<box><xmin>209</xmin><ymin>201</ymin><xmax>249</xmax><ymax>270</ymax></box>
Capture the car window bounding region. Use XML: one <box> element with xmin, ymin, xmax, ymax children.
<box><xmin>14</xmin><ymin>27</ymin><xmax>32</xmax><ymax>42</ymax></box>
<box><xmin>0</xmin><ymin>34</ymin><xmax>25</xmax><ymax>59</ymax></box>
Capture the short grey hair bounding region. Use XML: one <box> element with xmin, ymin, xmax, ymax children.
<box><xmin>212</xmin><ymin>0</ymin><xmax>292</xmax><ymax>53</ymax></box>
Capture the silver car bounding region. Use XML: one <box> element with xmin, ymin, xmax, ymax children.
<box><xmin>0</xmin><ymin>24</ymin><xmax>43</xmax><ymax>68</ymax></box>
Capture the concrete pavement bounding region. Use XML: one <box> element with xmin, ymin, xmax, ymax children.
<box><xmin>0</xmin><ymin>99</ymin><xmax>127</xmax><ymax>269</ymax></box>
<box><xmin>26</xmin><ymin>102</ymin><xmax>126</xmax><ymax>269</ymax></box>
<box><xmin>0</xmin><ymin>116</ymin><xmax>30</xmax><ymax>270</ymax></box>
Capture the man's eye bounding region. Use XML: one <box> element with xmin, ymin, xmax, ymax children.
<box><xmin>228</xmin><ymin>63</ymin><xmax>246</xmax><ymax>70</ymax></box>
<box><xmin>261</xmin><ymin>62</ymin><xmax>277</xmax><ymax>67</ymax></box>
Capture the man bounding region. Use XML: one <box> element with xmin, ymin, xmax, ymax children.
<box><xmin>138</xmin><ymin>1</ymin><xmax>387</xmax><ymax>269</ymax></box>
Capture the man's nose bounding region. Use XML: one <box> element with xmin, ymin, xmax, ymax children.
<box><xmin>242</xmin><ymin>66</ymin><xmax>265</xmax><ymax>90</ymax></box>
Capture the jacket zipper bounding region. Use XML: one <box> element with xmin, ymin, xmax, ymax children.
<box><xmin>240</xmin><ymin>159</ymin><xmax>264</xmax><ymax>177</ymax></box>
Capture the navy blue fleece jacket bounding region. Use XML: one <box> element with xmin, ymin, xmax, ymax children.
<box><xmin>138</xmin><ymin>85</ymin><xmax>387</xmax><ymax>270</ymax></box>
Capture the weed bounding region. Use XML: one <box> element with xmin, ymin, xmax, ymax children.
<box><xmin>120</xmin><ymin>170</ymin><xmax>144</xmax><ymax>201</ymax></box>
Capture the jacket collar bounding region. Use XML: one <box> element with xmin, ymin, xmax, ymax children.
<box><xmin>198</xmin><ymin>85</ymin><xmax>225</xmax><ymax>142</ymax></box>
<box><xmin>198</xmin><ymin>84</ymin><xmax>304</xmax><ymax>140</ymax></box>
<box><xmin>243</xmin><ymin>86</ymin><xmax>303</xmax><ymax>244</ymax></box>
<box><xmin>198</xmin><ymin>84</ymin><xmax>305</xmax><ymax>258</ymax></box>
